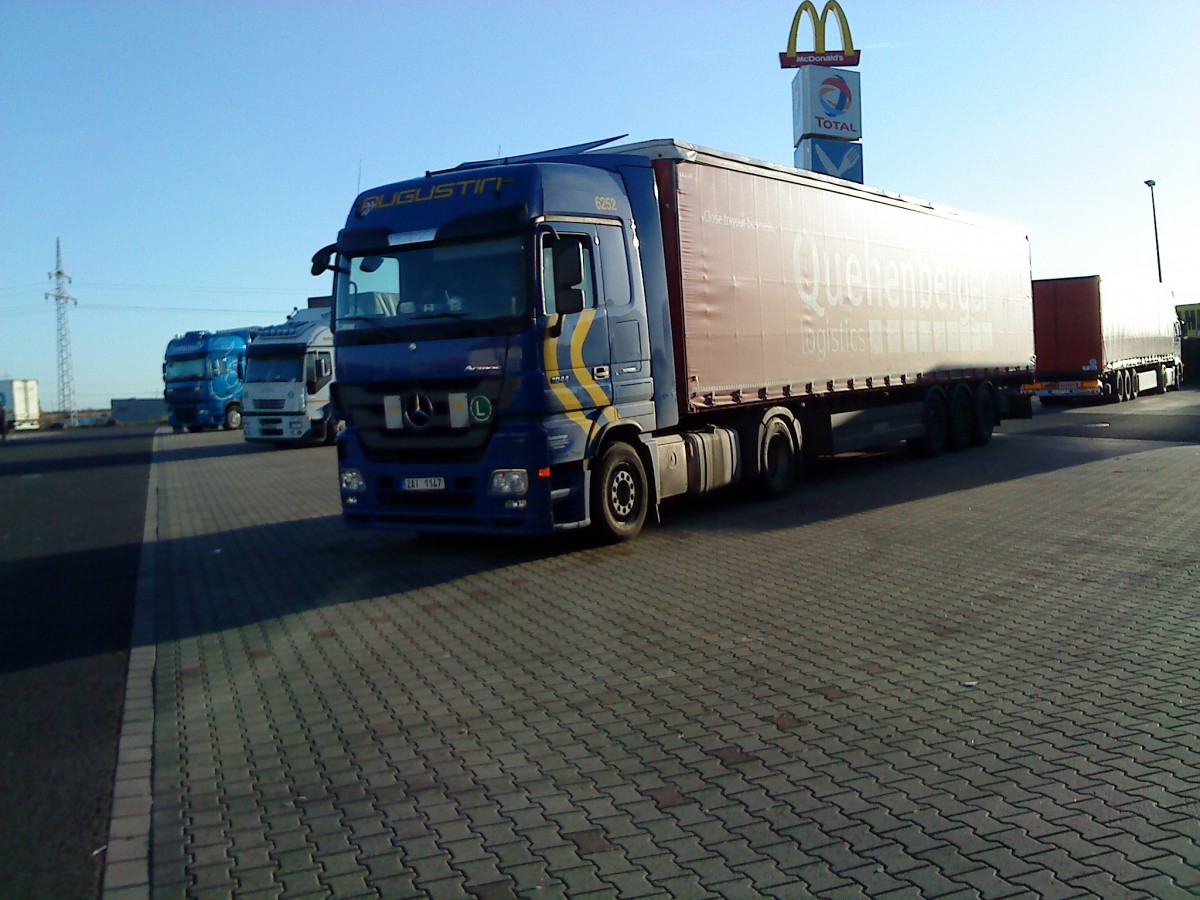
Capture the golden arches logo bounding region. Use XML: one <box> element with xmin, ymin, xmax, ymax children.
<box><xmin>780</xmin><ymin>0</ymin><xmax>861</xmax><ymax>68</ymax></box>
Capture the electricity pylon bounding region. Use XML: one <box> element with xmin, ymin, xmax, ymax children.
<box><xmin>45</xmin><ymin>238</ymin><xmax>77</xmax><ymax>426</ymax></box>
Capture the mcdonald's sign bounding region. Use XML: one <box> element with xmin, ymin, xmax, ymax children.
<box><xmin>780</xmin><ymin>0</ymin><xmax>861</xmax><ymax>68</ymax></box>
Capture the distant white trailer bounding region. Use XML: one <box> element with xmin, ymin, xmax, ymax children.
<box><xmin>0</xmin><ymin>379</ymin><xmax>41</xmax><ymax>430</ymax></box>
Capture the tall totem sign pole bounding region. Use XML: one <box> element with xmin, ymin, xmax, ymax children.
<box><xmin>780</xmin><ymin>1</ymin><xmax>863</xmax><ymax>183</ymax></box>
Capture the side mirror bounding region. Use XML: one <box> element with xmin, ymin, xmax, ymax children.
<box><xmin>554</xmin><ymin>242</ymin><xmax>584</xmax><ymax>290</ymax></box>
<box><xmin>311</xmin><ymin>244</ymin><xmax>337</xmax><ymax>276</ymax></box>
<box><xmin>556</xmin><ymin>287</ymin><xmax>585</xmax><ymax>316</ymax></box>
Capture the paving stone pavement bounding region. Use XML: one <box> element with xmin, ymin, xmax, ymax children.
<box><xmin>110</xmin><ymin>426</ymin><xmax>1200</xmax><ymax>898</ymax></box>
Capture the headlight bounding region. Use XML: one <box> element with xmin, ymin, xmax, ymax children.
<box><xmin>488</xmin><ymin>469</ymin><xmax>528</xmax><ymax>495</ymax></box>
<box><xmin>340</xmin><ymin>468</ymin><xmax>366</xmax><ymax>493</ymax></box>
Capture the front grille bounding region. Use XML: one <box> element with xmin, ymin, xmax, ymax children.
<box><xmin>340</xmin><ymin>379</ymin><xmax>503</xmax><ymax>463</ymax></box>
<box><xmin>254</xmin><ymin>398</ymin><xmax>286</xmax><ymax>411</ymax></box>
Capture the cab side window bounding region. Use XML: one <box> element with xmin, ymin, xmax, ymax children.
<box><xmin>542</xmin><ymin>235</ymin><xmax>596</xmax><ymax>315</ymax></box>
<box><xmin>307</xmin><ymin>351</ymin><xmax>333</xmax><ymax>393</ymax></box>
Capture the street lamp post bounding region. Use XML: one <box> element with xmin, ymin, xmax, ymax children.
<box><xmin>1144</xmin><ymin>179</ymin><xmax>1162</xmax><ymax>283</ymax></box>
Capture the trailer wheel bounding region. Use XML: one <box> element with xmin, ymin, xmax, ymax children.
<box><xmin>592</xmin><ymin>441</ymin><xmax>648</xmax><ymax>543</ymax></box>
<box><xmin>1129</xmin><ymin>369</ymin><xmax>1140</xmax><ymax>399</ymax></box>
<box><xmin>910</xmin><ymin>387</ymin><xmax>949</xmax><ymax>457</ymax></box>
<box><xmin>1112</xmin><ymin>371</ymin><xmax>1126</xmax><ymax>403</ymax></box>
<box><xmin>755</xmin><ymin>417</ymin><xmax>798</xmax><ymax>499</ymax></box>
<box><xmin>946</xmin><ymin>385</ymin><xmax>973</xmax><ymax>452</ymax></box>
<box><xmin>970</xmin><ymin>383</ymin><xmax>996</xmax><ymax>446</ymax></box>
<box><xmin>223</xmin><ymin>405</ymin><xmax>243</xmax><ymax>430</ymax></box>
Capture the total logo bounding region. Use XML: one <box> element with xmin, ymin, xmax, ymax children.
<box><xmin>819</xmin><ymin>75</ymin><xmax>852</xmax><ymax>117</ymax></box>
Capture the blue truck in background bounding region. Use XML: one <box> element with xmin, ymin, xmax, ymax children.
<box><xmin>312</xmin><ymin>137</ymin><xmax>1035</xmax><ymax>542</ymax></box>
<box><xmin>163</xmin><ymin>327</ymin><xmax>262</xmax><ymax>432</ymax></box>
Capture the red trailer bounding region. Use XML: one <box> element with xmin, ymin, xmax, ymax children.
<box><xmin>1024</xmin><ymin>275</ymin><xmax>1182</xmax><ymax>403</ymax></box>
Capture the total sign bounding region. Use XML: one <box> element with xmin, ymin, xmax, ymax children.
<box><xmin>792</xmin><ymin>66</ymin><xmax>861</xmax><ymax>144</ymax></box>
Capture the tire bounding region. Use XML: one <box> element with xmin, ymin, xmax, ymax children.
<box><xmin>324</xmin><ymin>417</ymin><xmax>344</xmax><ymax>446</ymax></box>
<box><xmin>970</xmin><ymin>383</ymin><xmax>996</xmax><ymax>446</ymax></box>
<box><xmin>1129</xmin><ymin>369</ymin><xmax>1140</xmax><ymax>400</ymax></box>
<box><xmin>909</xmin><ymin>387</ymin><xmax>949</xmax><ymax>457</ymax></box>
<box><xmin>946</xmin><ymin>385</ymin><xmax>973</xmax><ymax>452</ymax></box>
<box><xmin>755</xmin><ymin>417</ymin><xmax>798</xmax><ymax>499</ymax></box>
<box><xmin>223</xmin><ymin>405</ymin><xmax>242</xmax><ymax>430</ymax></box>
<box><xmin>592</xmin><ymin>442</ymin><xmax>648</xmax><ymax>543</ymax></box>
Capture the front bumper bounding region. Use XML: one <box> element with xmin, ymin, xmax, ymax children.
<box><xmin>244</xmin><ymin>413</ymin><xmax>317</xmax><ymax>442</ymax></box>
<box><xmin>336</xmin><ymin>427</ymin><xmax>579</xmax><ymax>536</ymax></box>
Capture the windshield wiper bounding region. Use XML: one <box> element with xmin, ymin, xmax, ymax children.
<box><xmin>410</xmin><ymin>311</ymin><xmax>469</xmax><ymax>321</ymax></box>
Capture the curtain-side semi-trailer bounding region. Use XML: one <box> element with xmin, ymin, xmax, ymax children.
<box><xmin>313</xmin><ymin>137</ymin><xmax>1035</xmax><ymax>542</ymax></box>
<box><xmin>1023</xmin><ymin>275</ymin><xmax>1183</xmax><ymax>404</ymax></box>
<box><xmin>243</xmin><ymin>306</ymin><xmax>338</xmax><ymax>445</ymax></box>
<box><xmin>163</xmin><ymin>328</ymin><xmax>262</xmax><ymax>432</ymax></box>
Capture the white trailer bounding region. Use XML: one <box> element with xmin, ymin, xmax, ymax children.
<box><xmin>242</xmin><ymin>306</ymin><xmax>338</xmax><ymax>445</ymax></box>
<box><xmin>0</xmin><ymin>379</ymin><xmax>40</xmax><ymax>430</ymax></box>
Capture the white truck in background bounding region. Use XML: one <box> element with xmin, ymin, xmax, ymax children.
<box><xmin>242</xmin><ymin>301</ymin><xmax>339</xmax><ymax>446</ymax></box>
<box><xmin>0</xmin><ymin>379</ymin><xmax>40</xmax><ymax>430</ymax></box>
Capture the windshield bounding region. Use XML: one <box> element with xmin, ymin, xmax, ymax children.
<box><xmin>335</xmin><ymin>234</ymin><xmax>528</xmax><ymax>339</ymax></box>
<box><xmin>245</xmin><ymin>350</ymin><xmax>303</xmax><ymax>383</ymax></box>
<box><xmin>163</xmin><ymin>356</ymin><xmax>206</xmax><ymax>382</ymax></box>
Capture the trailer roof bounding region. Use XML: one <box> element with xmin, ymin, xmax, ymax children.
<box><xmin>600</xmin><ymin>138</ymin><xmax>1027</xmax><ymax>235</ymax></box>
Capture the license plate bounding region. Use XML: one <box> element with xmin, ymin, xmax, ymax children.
<box><xmin>403</xmin><ymin>477</ymin><xmax>445</xmax><ymax>491</ymax></box>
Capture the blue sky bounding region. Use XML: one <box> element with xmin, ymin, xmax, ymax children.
<box><xmin>2</xmin><ymin>1</ymin><xmax>1197</xmax><ymax>409</ymax></box>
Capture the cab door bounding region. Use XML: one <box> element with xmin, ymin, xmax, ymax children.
<box><xmin>595</xmin><ymin>222</ymin><xmax>653</xmax><ymax>425</ymax></box>
<box><xmin>541</xmin><ymin>225</ymin><xmax>613</xmax><ymax>461</ymax></box>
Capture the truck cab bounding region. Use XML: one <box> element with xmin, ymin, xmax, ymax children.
<box><xmin>242</xmin><ymin>306</ymin><xmax>338</xmax><ymax>445</ymax></box>
<box><xmin>318</xmin><ymin>142</ymin><xmax>668</xmax><ymax>537</ymax></box>
<box><xmin>163</xmin><ymin>328</ymin><xmax>261</xmax><ymax>432</ymax></box>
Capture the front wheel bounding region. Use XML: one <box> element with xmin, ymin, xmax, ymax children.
<box><xmin>592</xmin><ymin>442</ymin><xmax>648</xmax><ymax>543</ymax></box>
<box><xmin>223</xmin><ymin>405</ymin><xmax>242</xmax><ymax>430</ymax></box>
<box><xmin>323</xmin><ymin>416</ymin><xmax>343</xmax><ymax>445</ymax></box>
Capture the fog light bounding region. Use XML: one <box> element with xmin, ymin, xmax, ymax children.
<box><xmin>340</xmin><ymin>468</ymin><xmax>366</xmax><ymax>493</ymax></box>
<box><xmin>489</xmin><ymin>469</ymin><xmax>528</xmax><ymax>495</ymax></box>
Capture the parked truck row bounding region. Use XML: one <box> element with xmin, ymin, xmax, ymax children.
<box><xmin>312</xmin><ymin>137</ymin><xmax>1045</xmax><ymax>542</ymax></box>
<box><xmin>162</xmin><ymin>298</ymin><xmax>339</xmax><ymax>446</ymax></box>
